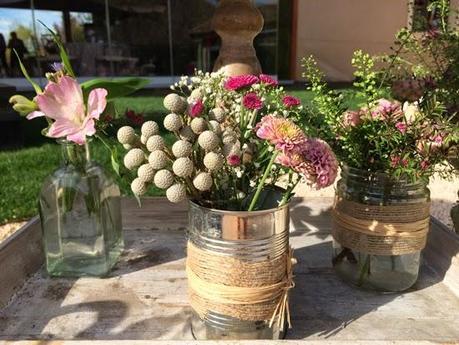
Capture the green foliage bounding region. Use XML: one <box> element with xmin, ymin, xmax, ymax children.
<box><xmin>81</xmin><ymin>77</ymin><xmax>150</xmax><ymax>101</ymax></box>
<box><xmin>351</xmin><ymin>50</ymin><xmax>382</xmax><ymax>104</ymax></box>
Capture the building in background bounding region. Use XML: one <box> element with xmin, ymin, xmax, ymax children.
<box><xmin>0</xmin><ymin>0</ymin><xmax>457</xmax><ymax>86</ymax></box>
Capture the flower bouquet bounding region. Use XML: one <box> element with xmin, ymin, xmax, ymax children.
<box><xmin>116</xmin><ymin>71</ymin><xmax>338</xmax><ymax>339</ymax></box>
<box><xmin>303</xmin><ymin>49</ymin><xmax>458</xmax><ymax>292</ymax></box>
<box><xmin>118</xmin><ymin>71</ymin><xmax>337</xmax><ymax>209</ymax></box>
<box><xmin>9</xmin><ymin>23</ymin><xmax>148</xmax><ymax>277</ymax></box>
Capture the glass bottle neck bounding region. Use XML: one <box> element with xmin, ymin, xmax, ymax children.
<box><xmin>60</xmin><ymin>141</ymin><xmax>91</xmax><ymax>170</ymax></box>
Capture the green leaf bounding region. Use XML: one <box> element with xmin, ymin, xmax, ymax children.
<box><xmin>38</xmin><ymin>20</ymin><xmax>75</xmax><ymax>78</ymax></box>
<box><xmin>111</xmin><ymin>147</ymin><xmax>120</xmax><ymax>176</ymax></box>
<box><xmin>13</xmin><ymin>50</ymin><xmax>42</xmax><ymax>94</ymax></box>
<box><xmin>81</xmin><ymin>77</ymin><xmax>149</xmax><ymax>100</ymax></box>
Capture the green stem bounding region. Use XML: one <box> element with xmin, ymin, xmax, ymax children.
<box><xmin>248</xmin><ymin>151</ymin><xmax>278</xmax><ymax>211</ymax></box>
<box><xmin>279</xmin><ymin>178</ymin><xmax>300</xmax><ymax>207</ymax></box>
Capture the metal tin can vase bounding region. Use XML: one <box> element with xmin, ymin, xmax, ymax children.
<box><xmin>332</xmin><ymin>165</ymin><xmax>430</xmax><ymax>292</ymax></box>
<box><xmin>187</xmin><ymin>200</ymin><xmax>294</xmax><ymax>340</ymax></box>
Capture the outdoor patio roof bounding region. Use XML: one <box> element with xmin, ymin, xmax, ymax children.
<box><xmin>0</xmin><ymin>0</ymin><xmax>166</xmax><ymax>13</ymax></box>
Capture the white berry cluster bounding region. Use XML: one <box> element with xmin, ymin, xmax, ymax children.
<box><xmin>117</xmin><ymin>89</ymin><xmax>237</xmax><ymax>204</ymax></box>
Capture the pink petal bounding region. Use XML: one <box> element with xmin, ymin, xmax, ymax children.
<box><xmin>82</xmin><ymin>118</ymin><xmax>96</xmax><ymax>137</ymax></box>
<box><xmin>66</xmin><ymin>131</ymin><xmax>87</xmax><ymax>145</ymax></box>
<box><xmin>36</xmin><ymin>76</ymin><xmax>85</xmax><ymax>123</ymax></box>
<box><xmin>87</xmin><ymin>88</ymin><xmax>108</xmax><ymax>120</ymax></box>
<box><xmin>47</xmin><ymin>119</ymin><xmax>80</xmax><ymax>138</ymax></box>
<box><xmin>26</xmin><ymin>111</ymin><xmax>46</xmax><ymax>120</ymax></box>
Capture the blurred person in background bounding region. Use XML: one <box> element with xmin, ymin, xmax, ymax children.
<box><xmin>0</xmin><ymin>34</ymin><xmax>7</xmax><ymax>76</ymax></box>
<box><xmin>7</xmin><ymin>32</ymin><xmax>28</xmax><ymax>77</ymax></box>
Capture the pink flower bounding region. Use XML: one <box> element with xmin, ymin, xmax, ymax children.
<box><xmin>395</xmin><ymin>122</ymin><xmax>407</xmax><ymax>134</ymax></box>
<box><xmin>189</xmin><ymin>99</ymin><xmax>204</xmax><ymax>117</ymax></box>
<box><xmin>27</xmin><ymin>76</ymin><xmax>107</xmax><ymax>145</ymax></box>
<box><xmin>255</xmin><ymin>115</ymin><xmax>307</xmax><ymax>152</ymax></box>
<box><xmin>282</xmin><ymin>95</ymin><xmax>301</xmax><ymax>108</ymax></box>
<box><xmin>259</xmin><ymin>74</ymin><xmax>278</xmax><ymax>86</ymax></box>
<box><xmin>343</xmin><ymin>110</ymin><xmax>362</xmax><ymax>127</ymax></box>
<box><xmin>371</xmin><ymin>99</ymin><xmax>402</xmax><ymax>120</ymax></box>
<box><xmin>224</xmin><ymin>75</ymin><xmax>259</xmax><ymax>91</ymax></box>
<box><xmin>277</xmin><ymin>139</ymin><xmax>338</xmax><ymax>189</ymax></box>
<box><xmin>126</xmin><ymin>109</ymin><xmax>144</xmax><ymax>126</ymax></box>
<box><xmin>227</xmin><ymin>154</ymin><xmax>241</xmax><ymax>166</ymax></box>
<box><xmin>420</xmin><ymin>160</ymin><xmax>430</xmax><ymax>170</ymax></box>
<box><xmin>242</xmin><ymin>92</ymin><xmax>263</xmax><ymax>110</ymax></box>
<box><xmin>390</xmin><ymin>155</ymin><xmax>401</xmax><ymax>168</ymax></box>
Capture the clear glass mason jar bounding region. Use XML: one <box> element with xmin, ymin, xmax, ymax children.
<box><xmin>39</xmin><ymin>140</ymin><xmax>123</xmax><ymax>277</ymax></box>
<box><xmin>332</xmin><ymin>165</ymin><xmax>430</xmax><ymax>292</ymax></box>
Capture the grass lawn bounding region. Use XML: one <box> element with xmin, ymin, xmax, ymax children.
<box><xmin>0</xmin><ymin>86</ymin><xmax>358</xmax><ymax>224</ymax></box>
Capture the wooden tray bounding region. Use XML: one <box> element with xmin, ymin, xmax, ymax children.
<box><xmin>1</xmin><ymin>197</ymin><xmax>459</xmax><ymax>345</ymax></box>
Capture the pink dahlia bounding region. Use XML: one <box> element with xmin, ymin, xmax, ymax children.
<box><xmin>255</xmin><ymin>115</ymin><xmax>306</xmax><ymax>152</ymax></box>
<box><xmin>189</xmin><ymin>99</ymin><xmax>204</xmax><ymax>117</ymax></box>
<box><xmin>259</xmin><ymin>74</ymin><xmax>278</xmax><ymax>86</ymax></box>
<box><xmin>242</xmin><ymin>92</ymin><xmax>263</xmax><ymax>110</ymax></box>
<box><xmin>224</xmin><ymin>75</ymin><xmax>259</xmax><ymax>91</ymax></box>
<box><xmin>27</xmin><ymin>76</ymin><xmax>107</xmax><ymax>145</ymax></box>
<box><xmin>282</xmin><ymin>95</ymin><xmax>301</xmax><ymax>108</ymax></box>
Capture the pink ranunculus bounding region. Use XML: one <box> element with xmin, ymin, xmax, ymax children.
<box><xmin>282</xmin><ymin>95</ymin><xmax>301</xmax><ymax>108</ymax></box>
<box><xmin>343</xmin><ymin>110</ymin><xmax>362</xmax><ymax>127</ymax></box>
<box><xmin>259</xmin><ymin>74</ymin><xmax>278</xmax><ymax>86</ymax></box>
<box><xmin>242</xmin><ymin>92</ymin><xmax>263</xmax><ymax>110</ymax></box>
<box><xmin>189</xmin><ymin>99</ymin><xmax>204</xmax><ymax>117</ymax></box>
<box><xmin>224</xmin><ymin>75</ymin><xmax>259</xmax><ymax>91</ymax></box>
<box><xmin>27</xmin><ymin>76</ymin><xmax>107</xmax><ymax>145</ymax></box>
<box><xmin>395</xmin><ymin>122</ymin><xmax>408</xmax><ymax>134</ymax></box>
<box><xmin>255</xmin><ymin>115</ymin><xmax>307</xmax><ymax>152</ymax></box>
<box><xmin>227</xmin><ymin>154</ymin><xmax>241</xmax><ymax>166</ymax></box>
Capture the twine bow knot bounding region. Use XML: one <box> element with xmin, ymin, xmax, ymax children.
<box><xmin>269</xmin><ymin>246</ymin><xmax>296</xmax><ymax>331</ymax></box>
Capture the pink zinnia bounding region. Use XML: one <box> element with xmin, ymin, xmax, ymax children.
<box><xmin>395</xmin><ymin>122</ymin><xmax>407</xmax><ymax>134</ymax></box>
<box><xmin>259</xmin><ymin>74</ymin><xmax>278</xmax><ymax>86</ymax></box>
<box><xmin>255</xmin><ymin>115</ymin><xmax>306</xmax><ymax>152</ymax></box>
<box><xmin>242</xmin><ymin>92</ymin><xmax>263</xmax><ymax>110</ymax></box>
<box><xmin>282</xmin><ymin>95</ymin><xmax>301</xmax><ymax>108</ymax></box>
<box><xmin>189</xmin><ymin>99</ymin><xmax>204</xmax><ymax>117</ymax></box>
<box><xmin>27</xmin><ymin>76</ymin><xmax>107</xmax><ymax>145</ymax></box>
<box><xmin>224</xmin><ymin>75</ymin><xmax>259</xmax><ymax>91</ymax></box>
<box><xmin>227</xmin><ymin>154</ymin><xmax>241</xmax><ymax>166</ymax></box>
<box><xmin>277</xmin><ymin>139</ymin><xmax>338</xmax><ymax>189</ymax></box>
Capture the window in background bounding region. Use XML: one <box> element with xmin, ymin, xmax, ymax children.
<box><xmin>411</xmin><ymin>0</ymin><xmax>450</xmax><ymax>31</ymax></box>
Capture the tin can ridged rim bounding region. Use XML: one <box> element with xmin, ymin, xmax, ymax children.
<box><xmin>189</xmin><ymin>200</ymin><xmax>289</xmax><ymax>216</ymax></box>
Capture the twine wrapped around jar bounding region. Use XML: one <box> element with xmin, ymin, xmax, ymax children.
<box><xmin>186</xmin><ymin>241</ymin><xmax>296</xmax><ymax>330</ymax></box>
<box><xmin>332</xmin><ymin>197</ymin><xmax>431</xmax><ymax>256</ymax></box>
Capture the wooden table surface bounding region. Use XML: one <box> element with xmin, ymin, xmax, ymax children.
<box><xmin>0</xmin><ymin>197</ymin><xmax>459</xmax><ymax>345</ymax></box>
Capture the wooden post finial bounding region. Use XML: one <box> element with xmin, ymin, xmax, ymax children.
<box><xmin>212</xmin><ymin>0</ymin><xmax>264</xmax><ymax>76</ymax></box>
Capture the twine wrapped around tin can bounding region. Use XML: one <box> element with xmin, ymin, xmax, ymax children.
<box><xmin>186</xmin><ymin>241</ymin><xmax>295</xmax><ymax>330</ymax></box>
<box><xmin>332</xmin><ymin>197</ymin><xmax>431</xmax><ymax>256</ymax></box>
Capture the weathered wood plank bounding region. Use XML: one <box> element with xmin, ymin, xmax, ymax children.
<box><xmin>0</xmin><ymin>197</ymin><xmax>458</xmax><ymax>343</ymax></box>
<box><xmin>0</xmin><ymin>340</ymin><xmax>446</xmax><ymax>345</ymax></box>
<box><xmin>0</xmin><ymin>217</ymin><xmax>43</xmax><ymax>308</ymax></box>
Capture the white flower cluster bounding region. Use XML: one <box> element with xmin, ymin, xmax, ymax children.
<box><xmin>117</xmin><ymin>85</ymin><xmax>243</xmax><ymax>203</ymax></box>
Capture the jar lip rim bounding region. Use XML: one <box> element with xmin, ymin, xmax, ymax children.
<box><xmin>189</xmin><ymin>199</ymin><xmax>289</xmax><ymax>215</ymax></box>
<box><xmin>341</xmin><ymin>164</ymin><xmax>429</xmax><ymax>183</ymax></box>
